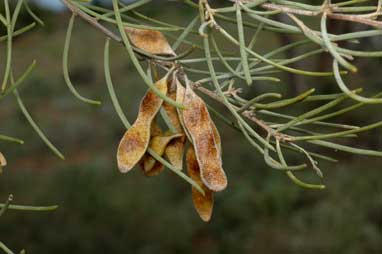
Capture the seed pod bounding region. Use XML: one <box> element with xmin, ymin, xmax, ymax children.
<box><xmin>144</xmin><ymin>135</ymin><xmax>182</xmax><ymax>177</ymax></box>
<box><xmin>140</xmin><ymin>121</ymin><xmax>165</xmax><ymax>176</ymax></box>
<box><xmin>117</xmin><ymin>76</ymin><xmax>168</xmax><ymax>173</ymax></box>
<box><xmin>124</xmin><ymin>27</ymin><xmax>175</xmax><ymax>56</ymax></box>
<box><xmin>175</xmin><ymin>79</ymin><xmax>186</xmax><ymax>125</ymax></box>
<box><xmin>176</xmin><ymin>79</ymin><xmax>222</xmax><ymax>154</ymax></box>
<box><xmin>187</xmin><ymin>147</ymin><xmax>214</xmax><ymax>222</ymax></box>
<box><xmin>163</xmin><ymin>85</ymin><xmax>183</xmax><ymax>132</ymax></box>
<box><xmin>141</xmin><ymin>133</ymin><xmax>183</xmax><ymax>175</ymax></box>
<box><xmin>0</xmin><ymin>152</ymin><xmax>6</xmax><ymax>167</ymax></box>
<box><xmin>163</xmin><ymin>83</ymin><xmax>186</xmax><ymax>169</ymax></box>
<box><xmin>175</xmin><ymin>79</ymin><xmax>192</xmax><ymax>141</ymax></box>
<box><xmin>182</xmin><ymin>84</ymin><xmax>227</xmax><ymax>192</ymax></box>
<box><xmin>164</xmin><ymin>139</ymin><xmax>185</xmax><ymax>170</ymax></box>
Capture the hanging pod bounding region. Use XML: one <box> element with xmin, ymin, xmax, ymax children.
<box><xmin>164</xmin><ymin>135</ymin><xmax>186</xmax><ymax>170</ymax></box>
<box><xmin>141</xmin><ymin>133</ymin><xmax>183</xmax><ymax>176</ymax></box>
<box><xmin>117</xmin><ymin>75</ymin><xmax>168</xmax><ymax>172</ymax></box>
<box><xmin>163</xmin><ymin>80</ymin><xmax>187</xmax><ymax>169</ymax></box>
<box><xmin>124</xmin><ymin>27</ymin><xmax>176</xmax><ymax>56</ymax></box>
<box><xmin>182</xmin><ymin>82</ymin><xmax>227</xmax><ymax>192</ymax></box>
<box><xmin>187</xmin><ymin>147</ymin><xmax>214</xmax><ymax>222</ymax></box>
<box><xmin>175</xmin><ymin>79</ymin><xmax>221</xmax><ymax>153</ymax></box>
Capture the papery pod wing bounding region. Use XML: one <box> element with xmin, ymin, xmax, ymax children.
<box><xmin>0</xmin><ymin>152</ymin><xmax>6</xmax><ymax>167</ymax></box>
<box><xmin>162</xmin><ymin>84</ymin><xmax>183</xmax><ymax>132</ymax></box>
<box><xmin>182</xmin><ymin>84</ymin><xmax>227</xmax><ymax>192</ymax></box>
<box><xmin>143</xmin><ymin>133</ymin><xmax>183</xmax><ymax>177</ymax></box>
<box><xmin>164</xmin><ymin>139</ymin><xmax>185</xmax><ymax>170</ymax></box>
<box><xmin>211</xmin><ymin>120</ymin><xmax>222</xmax><ymax>154</ymax></box>
<box><xmin>124</xmin><ymin>27</ymin><xmax>175</xmax><ymax>56</ymax></box>
<box><xmin>117</xmin><ymin>76</ymin><xmax>168</xmax><ymax>173</ymax></box>
<box><xmin>175</xmin><ymin>79</ymin><xmax>192</xmax><ymax>142</ymax></box>
<box><xmin>163</xmin><ymin>81</ymin><xmax>186</xmax><ymax>169</ymax></box>
<box><xmin>141</xmin><ymin>133</ymin><xmax>183</xmax><ymax>175</ymax></box>
<box><xmin>176</xmin><ymin>79</ymin><xmax>221</xmax><ymax>154</ymax></box>
<box><xmin>187</xmin><ymin>147</ymin><xmax>214</xmax><ymax>222</ymax></box>
<box><xmin>175</xmin><ymin>79</ymin><xmax>186</xmax><ymax>127</ymax></box>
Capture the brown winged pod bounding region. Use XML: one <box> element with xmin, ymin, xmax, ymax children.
<box><xmin>175</xmin><ymin>80</ymin><xmax>221</xmax><ymax>149</ymax></box>
<box><xmin>175</xmin><ymin>79</ymin><xmax>192</xmax><ymax>141</ymax></box>
<box><xmin>143</xmin><ymin>134</ymin><xmax>183</xmax><ymax>177</ymax></box>
<box><xmin>124</xmin><ymin>27</ymin><xmax>175</xmax><ymax>56</ymax></box>
<box><xmin>163</xmin><ymin>81</ymin><xmax>186</xmax><ymax>169</ymax></box>
<box><xmin>0</xmin><ymin>152</ymin><xmax>6</xmax><ymax>167</ymax></box>
<box><xmin>176</xmin><ymin>79</ymin><xmax>222</xmax><ymax>154</ymax></box>
<box><xmin>187</xmin><ymin>147</ymin><xmax>214</xmax><ymax>222</ymax></box>
<box><xmin>182</xmin><ymin>83</ymin><xmax>227</xmax><ymax>192</ymax></box>
<box><xmin>117</xmin><ymin>76</ymin><xmax>168</xmax><ymax>172</ymax></box>
<box><xmin>141</xmin><ymin>133</ymin><xmax>183</xmax><ymax>175</ymax></box>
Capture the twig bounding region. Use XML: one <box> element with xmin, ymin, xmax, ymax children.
<box><xmin>261</xmin><ymin>2</ymin><xmax>382</xmax><ymax>28</ymax></box>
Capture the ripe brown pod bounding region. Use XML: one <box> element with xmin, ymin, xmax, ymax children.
<box><xmin>117</xmin><ymin>76</ymin><xmax>168</xmax><ymax>173</ymax></box>
<box><xmin>163</xmin><ymin>83</ymin><xmax>186</xmax><ymax>169</ymax></box>
<box><xmin>187</xmin><ymin>147</ymin><xmax>214</xmax><ymax>222</ymax></box>
<box><xmin>176</xmin><ymin>79</ymin><xmax>221</xmax><ymax>154</ymax></box>
<box><xmin>164</xmin><ymin>138</ymin><xmax>185</xmax><ymax>170</ymax></box>
<box><xmin>124</xmin><ymin>27</ymin><xmax>175</xmax><ymax>56</ymax></box>
<box><xmin>182</xmin><ymin>84</ymin><xmax>227</xmax><ymax>192</ymax></box>
<box><xmin>141</xmin><ymin>133</ymin><xmax>183</xmax><ymax>175</ymax></box>
<box><xmin>162</xmin><ymin>83</ymin><xmax>183</xmax><ymax>133</ymax></box>
<box><xmin>174</xmin><ymin>79</ymin><xmax>192</xmax><ymax>142</ymax></box>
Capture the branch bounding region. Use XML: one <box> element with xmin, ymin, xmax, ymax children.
<box><xmin>261</xmin><ymin>2</ymin><xmax>382</xmax><ymax>28</ymax></box>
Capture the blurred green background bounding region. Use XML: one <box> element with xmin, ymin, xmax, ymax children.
<box><xmin>1</xmin><ymin>1</ymin><xmax>382</xmax><ymax>253</ymax></box>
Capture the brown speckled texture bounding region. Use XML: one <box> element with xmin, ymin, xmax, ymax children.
<box><xmin>175</xmin><ymin>79</ymin><xmax>192</xmax><ymax>142</ymax></box>
<box><xmin>182</xmin><ymin>84</ymin><xmax>227</xmax><ymax>192</ymax></box>
<box><xmin>163</xmin><ymin>85</ymin><xmax>186</xmax><ymax>170</ymax></box>
<box><xmin>187</xmin><ymin>147</ymin><xmax>214</xmax><ymax>222</ymax></box>
<box><xmin>117</xmin><ymin>77</ymin><xmax>168</xmax><ymax>173</ymax></box>
<box><xmin>125</xmin><ymin>28</ymin><xmax>175</xmax><ymax>56</ymax></box>
<box><xmin>141</xmin><ymin>133</ymin><xmax>183</xmax><ymax>175</ymax></box>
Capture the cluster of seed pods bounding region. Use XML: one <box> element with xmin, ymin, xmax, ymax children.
<box><xmin>116</xmin><ymin>28</ymin><xmax>227</xmax><ymax>222</ymax></box>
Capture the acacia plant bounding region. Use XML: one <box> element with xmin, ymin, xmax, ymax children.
<box><xmin>1</xmin><ymin>0</ymin><xmax>382</xmax><ymax>226</ymax></box>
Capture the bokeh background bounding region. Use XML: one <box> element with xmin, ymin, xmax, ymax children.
<box><xmin>1</xmin><ymin>1</ymin><xmax>382</xmax><ymax>253</ymax></box>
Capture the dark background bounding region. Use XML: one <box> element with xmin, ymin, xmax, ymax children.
<box><xmin>1</xmin><ymin>1</ymin><xmax>382</xmax><ymax>253</ymax></box>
